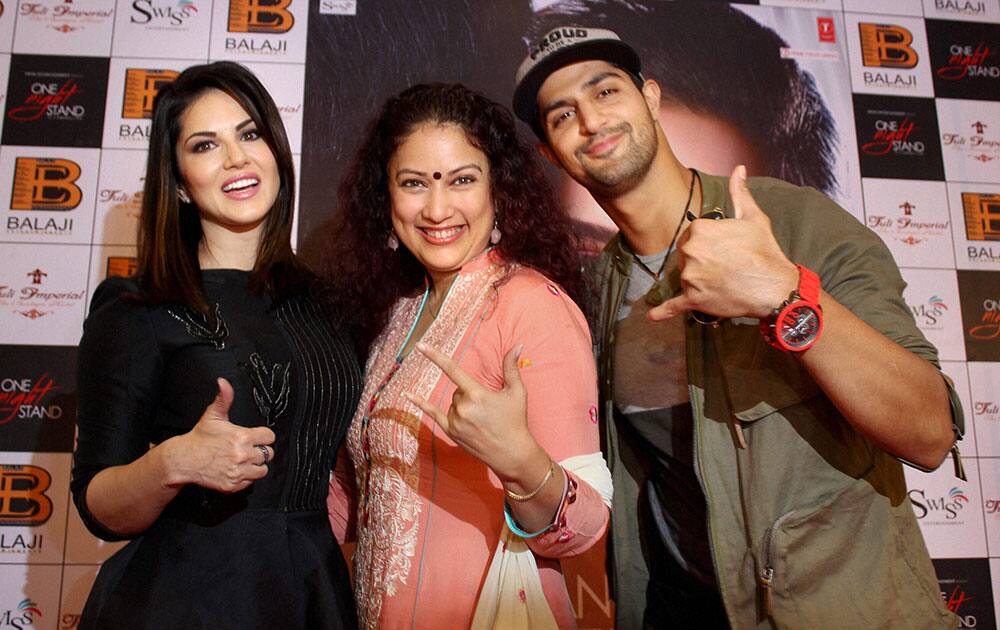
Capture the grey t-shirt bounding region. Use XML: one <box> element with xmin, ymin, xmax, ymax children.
<box><xmin>613</xmin><ymin>248</ymin><xmax>716</xmax><ymax>587</ymax></box>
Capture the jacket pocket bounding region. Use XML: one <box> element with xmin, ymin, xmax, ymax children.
<box><xmin>760</xmin><ymin>477</ymin><xmax>955</xmax><ymax>629</ymax></box>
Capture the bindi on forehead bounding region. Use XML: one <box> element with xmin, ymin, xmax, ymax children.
<box><xmin>433</xmin><ymin>172</ymin><xmax>442</xmax><ymax>180</ymax></box>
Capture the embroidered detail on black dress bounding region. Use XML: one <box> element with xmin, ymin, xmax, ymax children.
<box><xmin>167</xmin><ymin>303</ymin><xmax>229</xmax><ymax>350</ymax></box>
<box><xmin>240</xmin><ymin>352</ymin><xmax>290</xmax><ymax>426</ymax></box>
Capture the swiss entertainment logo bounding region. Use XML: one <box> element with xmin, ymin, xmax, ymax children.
<box><xmin>0</xmin><ymin>598</ymin><xmax>43</xmax><ymax>629</ymax></box>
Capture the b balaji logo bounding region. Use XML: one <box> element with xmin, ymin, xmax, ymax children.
<box><xmin>962</xmin><ymin>193</ymin><xmax>1000</xmax><ymax>241</ymax></box>
<box><xmin>122</xmin><ymin>69</ymin><xmax>180</xmax><ymax>119</ymax></box>
<box><xmin>0</xmin><ymin>465</ymin><xmax>52</xmax><ymax>526</ymax></box>
<box><xmin>859</xmin><ymin>23</ymin><xmax>918</xmax><ymax>68</ymax></box>
<box><xmin>228</xmin><ymin>0</ymin><xmax>293</xmax><ymax>33</ymax></box>
<box><xmin>10</xmin><ymin>158</ymin><xmax>82</xmax><ymax>211</ymax></box>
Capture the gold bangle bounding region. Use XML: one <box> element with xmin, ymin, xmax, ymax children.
<box><xmin>504</xmin><ymin>460</ymin><xmax>555</xmax><ymax>502</ymax></box>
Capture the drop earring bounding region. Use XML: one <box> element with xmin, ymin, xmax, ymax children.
<box><xmin>177</xmin><ymin>187</ymin><xmax>191</xmax><ymax>204</ymax></box>
<box><xmin>489</xmin><ymin>221</ymin><xmax>502</xmax><ymax>245</ymax></box>
<box><xmin>387</xmin><ymin>231</ymin><xmax>399</xmax><ymax>251</ymax></box>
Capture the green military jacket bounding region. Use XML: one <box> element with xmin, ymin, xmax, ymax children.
<box><xmin>596</xmin><ymin>172</ymin><xmax>962</xmax><ymax>629</ymax></box>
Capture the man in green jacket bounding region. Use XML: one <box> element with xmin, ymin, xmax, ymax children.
<box><xmin>512</xmin><ymin>26</ymin><xmax>964</xmax><ymax>629</ymax></box>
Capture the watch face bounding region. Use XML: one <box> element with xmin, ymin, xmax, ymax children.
<box><xmin>779</xmin><ymin>304</ymin><xmax>822</xmax><ymax>350</ymax></box>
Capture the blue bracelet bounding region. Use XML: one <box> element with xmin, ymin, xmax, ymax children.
<box><xmin>503</xmin><ymin>500</ymin><xmax>551</xmax><ymax>539</ymax></box>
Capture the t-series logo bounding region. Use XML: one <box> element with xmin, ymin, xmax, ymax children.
<box><xmin>131</xmin><ymin>0</ymin><xmax>197</xmax><ymax>26</ymax></box>
<box><xmin>859</xmin><ymin>23</ymin><xmax>918</xmax><ymax>69</ymax></box>
<box><xmin>228</xmin><ymin>0</ymin><xmax>293</xmax><ymax>33</ymax></box>
<box><xmin>0</xmin><ymin>465</ymin><xmax>53</xmax><ymax>526</ymax></box>
<box><xmin>909</xmin><ymin>487</ymin><xmax>968</xmax><ymax>520</ymax></box>
<box><xmin>9</xmin><ymin>158</ymin><xmax>82</xmax><ymax>211</ymax></box>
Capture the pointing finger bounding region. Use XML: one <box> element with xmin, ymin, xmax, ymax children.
<box><xmin>416</xmin><ymin>342</ymin><xmax>479</xmax><ymax>392</ymax></box>
<box><xmin>403</xmin><ymin>392</ymin><xmax>451</xmax><ymax>434</ymax></box>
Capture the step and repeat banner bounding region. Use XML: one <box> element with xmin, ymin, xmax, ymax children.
<box><xmin>0</xmin><ymin>0</ymin><xmax>998</xmax><ymax>628</ymax></box>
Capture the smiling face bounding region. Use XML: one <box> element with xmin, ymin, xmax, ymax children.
<box><xmin>537</xmin><ymin>59</ymin><xmax>660</xmax><ymax>197</ymax></box>
<box><xmin>174</xmin><ymin>88</ymin><xmax>280</xmax><ymax>239</ymax></box>
<box><xmin>388</xmin><ymin>122</ymin><xmax>495</xmax><ymax>288</ymax></box>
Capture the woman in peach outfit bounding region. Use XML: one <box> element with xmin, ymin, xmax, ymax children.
<box><xmin>326</xmin><ymin>83</ymin><xmax>611</xmax><ymax>629</ymax></box>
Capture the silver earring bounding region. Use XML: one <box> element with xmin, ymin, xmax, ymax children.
<box><xmin>387</xmin><ymin>232</ymin><xmax>399</xmax><ymax>251</ymax></box>
<box><xmin>177</xmin><ymin>187</ymin><xmax>191</xmax><ymax>204</ymax></box>
<box><xmin>489</xmin><ymin>221</ymin><xmax>502</xmax><ymax>245</ymax></box>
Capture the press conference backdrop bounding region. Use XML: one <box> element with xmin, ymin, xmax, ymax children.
<box><xmin>0</xmin><ymin>0</ymin><xmax>997</xmax><ymax>628</ymax></box>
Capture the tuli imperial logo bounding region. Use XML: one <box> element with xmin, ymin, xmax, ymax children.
<box><xmin>867</xmin><ymin>200</ymin><xmax>949</xmax><ymax>246</ymax></box>
<box><xmin>942</xmin><ymin>120</ymin><xmax>999</xmax><ymax>166</ymax></box>
<box><xmin>909</xmin><ymin>486</ymin><xmax>968</xmax><ymax>521</ymax></box>
<box><xmin>0</xmin><ymin>268</ymin><xmax>85</xmax><ymax>320</ymax></box>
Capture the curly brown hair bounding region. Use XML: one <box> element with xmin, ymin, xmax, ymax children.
<box><xmin>325</xmin><ymin>83</ymin><xmax>588</xmax><ymax>353</ymax></box>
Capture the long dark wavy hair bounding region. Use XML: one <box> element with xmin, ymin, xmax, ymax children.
<box><xmin>327</xmin><ymin>83</ymin><xmax>588</xmax><ymax>352</ymax></box>
<box><xmin>136</xmin><ymin>61</ymin><xmax>310</xmax><ymax>312</ymax></box>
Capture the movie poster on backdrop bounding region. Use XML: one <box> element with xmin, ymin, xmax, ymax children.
<box><xmin>93</xmin><ymin>149</ymin><xmax>145</xmax><ymax>246</ymax></box>
<box><xmin>861</xmin><ymin>178</ymin><xmax>956</xmax><ymax>268</ymax></box>
<box><xmin>958</xmin><ymin>269</ymin><xmax>1000</xmax><ymax>361</ymax></box>
<box><xmin>926</xmin><ymin>19</ymin><xmax>1000</xmax><ymax>102</ymax></box>
<box><xmin>0</xmin><ymin>146</ymin><xmax>100</xmax><ymax>245</ymax></box>
<box><xmin>900</xmin><ymin>267</ymin><xmax>967</xmax><ymax>362</ymax></box>
<box><xmin>112</xmin><ymin>0</ymin><xmax>213</xmax><ymax>60</ymax></box>
<box><xmin>0</xmin><ymin>243</ymin><xmax>89</xmax><ymax>346</ymax></box>
<box><xmin>939</xmin><ymin>361</ymin><xmax>976</xmax><ymax>455</ymax></box>
<box><xmin>2</xmin><ymin>54</ymin><xmax>109</xmax><ymax>149</ymax></box>
<box><xmin>936</xmin><ymin>98</ymin><xmax>1000</xmax><ymax>184</ymax></box>
<box><xmin>905</xmin><ymin>458</ymin><xmax>987</xmax><ymax>559</ymax></box>
<box><xmin>101</xmin><ymin>58</ymin><xmax>194</xmax><ymax>150</ymax></box>
<box><xmin>853</xmin><ymin>94</ymin><xmax>946</xmax><ymax>181</ymax></box>
<box><xmin>968</xmin><ymin>361</ymin><xmax>1000</xmax><ymax>457</ymax></box>
<box><xmin>923</xmin><ymin>0</ymin><xmax>1000</xmax><ymax>23</ymax></box>
<box><xmin>949</xmin><ymin>181</ymin><xmax>1000</xmax><ymax>270</ymax></box>
<box><xmin>12</xmin><ymin>0</ymin><xmax>114</xmax><ymax>57</ymax></box>
<box><xmin>0</xmin><ymin>345</ymin><xmax>77</xmax><ymax>453</ymax></box>
<box><xmin>0</xmin><ymin>452</ymin><xmax>72</xmax><ymax>565</ymax></box>
<box><xmin>209</xmin><ymin>0</ymin><xmax>308</xmax><ymax>65</ymax></box>
<box><xmin>933</xmin><ymin>559</ymin><xmax>997</xmax><ymax>629</ymax></box>
<box><xmin>842</xmin><ymin>0</ymin><xmax>924</xmax><ymax>16</ymax></box>
<box><xmin>0</xmin><ymin>563</ymin><xmax>61</xmax><ymax>630</ymax></box>
<box><xmin>844</xmin><ymin>13</ymin><xmax>935</xmax><ymax>98</ymax></box>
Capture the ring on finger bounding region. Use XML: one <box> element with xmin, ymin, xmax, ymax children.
<box><xmin>255</xmin><ymin>444</ymin><xmax>271</xmax><ymax>466</ymax></box>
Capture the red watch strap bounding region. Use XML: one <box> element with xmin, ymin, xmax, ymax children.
<box><xmin>796</xmin><ymin>264</ymin><xmax>821</xmax><ymax>303</ymax></box>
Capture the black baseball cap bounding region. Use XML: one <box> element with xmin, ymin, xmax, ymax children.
<box><xmin>513</xmin><ymin>26</ymin><xmax>642</xmax><ymax>129</ymax></box>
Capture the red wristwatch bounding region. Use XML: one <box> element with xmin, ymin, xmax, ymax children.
<box><xmin>760</xmin><ymin>264</ymin><xmax>824</xmax><ymax>353</ymax></box>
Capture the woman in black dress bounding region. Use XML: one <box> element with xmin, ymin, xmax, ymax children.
<box><xmin>71</xmin><ymin>62</ymin><xmax>360</xmax><ymax>629</ymax></box>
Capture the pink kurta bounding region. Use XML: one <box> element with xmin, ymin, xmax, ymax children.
<box><xmin>329</xmin><ymin>251</ymin><xmax>609</xmax><ymax>629</ymax></box>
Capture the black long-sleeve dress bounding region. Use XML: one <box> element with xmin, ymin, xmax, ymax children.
<box><xmin>71</xmin><ymin>270</ymin><xmax>361</xmax><ymax>629</ymax></box>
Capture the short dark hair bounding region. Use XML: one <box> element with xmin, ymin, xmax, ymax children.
<box><xmin>137</xmin><ymin>60</ymin><xmax>307</xmax><ymax>312</ymax></box>
<box><xmin>326</xmin><ymin>83</ymin><xmax>588</xmax><ymax>351</ymax></box>
<box><xmin>525</xmin><ymin>0</ymin><xmax>839</xmax><ymax>194</ymax></box>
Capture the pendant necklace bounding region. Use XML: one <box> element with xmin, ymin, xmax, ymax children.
<box><xmin>640</xmin><ymin>168</ymin><xmax>699</xmax><ymax>306</ymax></box>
